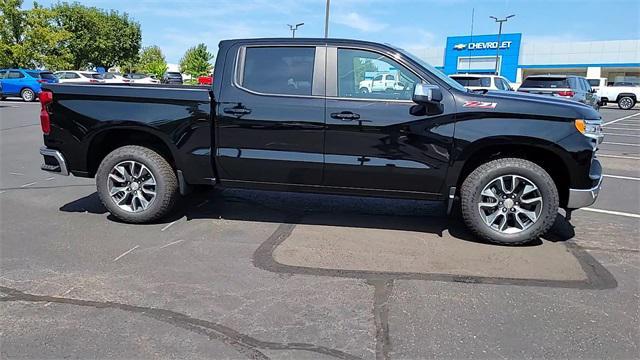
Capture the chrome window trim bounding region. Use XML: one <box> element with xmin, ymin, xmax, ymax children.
<box><xmin>233</xmin><ymin>44</ymin><xmax>325</xmax><ymax>99</ymax></box>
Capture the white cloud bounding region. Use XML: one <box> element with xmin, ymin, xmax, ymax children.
<box><xmin>332</xmin><ymin>12</ymin><xmax>387</xmax><ymax>32</ymax></box>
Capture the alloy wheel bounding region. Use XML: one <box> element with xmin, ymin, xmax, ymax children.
<box><xmin>107</xmin><ymin>160</ymin><xmax>157</xmax><ymax>213</ymax></box>
<box><xmin>478</xmin><ymin>174</ymin><xmax>543</xmax><ymax>234</ymax></box>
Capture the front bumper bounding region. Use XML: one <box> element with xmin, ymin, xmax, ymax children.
<box><xmin>40</xmin><ymin>147</ymin><xmax>69</xmax><ymax>176</ymax></box>
<box><xmin>566</xmin><ymin>158</ymin><xmax>602</xmax><ymax>209</ymax></box>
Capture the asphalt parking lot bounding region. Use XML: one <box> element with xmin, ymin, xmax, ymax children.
<box><xmin>1</xmin><ymin>100</ymin><xmax>638</xmax><ymax>359</ymax></box>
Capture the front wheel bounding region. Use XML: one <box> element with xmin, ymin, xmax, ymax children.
<box><xmin>20</xmin><ymin>88</ymin><xmax>35</xmax><ymax>102</ymax></box>
<box><xmin>460</xmin><ymin>158</ymin><xmax>559</xmax><ymax>245</ymax></box>
<box><xmin>359</xmin><ymin>87</ymin><xmax>369</xmax><ymax>94</ymax></box>
<box><xmin>618</xmin><ymin>96</ymin><xmax>636</xmax><ymax>110</ymax></box>
<box><xmin>96</xmin><ymin>145</ymin><xmax>179</xmax><ymax>223</ymax></box>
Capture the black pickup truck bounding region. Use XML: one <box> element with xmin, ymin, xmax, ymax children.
<box><xmin>38</xmin><ymin>38</ymin><xmax>604</xmax><ymax>245</ymax></box>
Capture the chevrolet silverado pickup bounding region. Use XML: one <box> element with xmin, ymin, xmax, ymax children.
<box><xmin>38</xmin><ymin>38</ymin><xmax>604</xmax><ymax>245</ymax></box>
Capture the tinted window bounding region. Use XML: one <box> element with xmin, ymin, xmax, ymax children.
<box><xmin>165</xmin><ymin>72</ymin><xmax>182</xmax><ymax>78</ymax></box>
<box><xmin>67</xmin><ymin>72</ymin><xmax>80</xmax><ymax>79</ymax></box>
<box><xmin>242</xmin><ymin>47</ymin><xmax>315</xmax><ymax>96</ymax></box>
<box><xmin>581</xmin><ymin>78</ymin><xmax>591</xmax><ymax>92</ymax></box>
<box><xmin>494</xmin><ymin>78</ymin><xmax>505</xmax><ymax>90</ymax></box>
<box><xmin>39</xmin><ymin>72</ymin><xmax>56</xmax><ymax>80</ymax></box>
<box><xmin>25</xmin><ymin>71</ymin><xmax>40</xmax><ymax>78</ymax></box>
<box><xmin>8</xmin><ymin>71</ymin><xmax>24</xmax><ymax>79</ymax></box>
<box><xmin>130</xmin><ymin>74</ymin><xmax>146</xmax><ymax>79</ymax></box>
<box><xmin>568</xmin><ymin>77</ymin><xmax>579</xmax><ymax>90</ymax></box>
<box><xmin>337</xmin><ymin>48</ymin><xmax>419</xmax><ymax>100</ymax></box>
<box><xmin>451</xmin><ymin>76</ymin><xmax>491</xmax><ymax>87</ymax></box>
<box><xmin>521</xmin><ymin>77</ymin><xmax>569</xmax><ymax>88</ymax></box>
<box><xmin>0</xmin><ymin>71</ymin><xmax>7</xmax><ymax>79</ymax></box>
<box><xmin>588</xmin><ymin>79</ymin><xmax>601</xmax><ymax>87</ymax></box>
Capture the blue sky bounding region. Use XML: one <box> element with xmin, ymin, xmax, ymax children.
<box><xmin>27</xmin><ymin>0</ymin><xmax>640</xmax><ymax>64</ymax></box>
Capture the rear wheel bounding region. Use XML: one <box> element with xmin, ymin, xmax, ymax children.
<box><xmin>618</xmin><ymin>96</ymin><xmax>636</xmax><ymax>110</ymax></box>
<box><xmin>96</xmin><ymin>145</ymin><xmax>179</xmax><ymax>223</ymax></box>
<box><xmin>20</xmin><ymin>88</ymin><xmax>35</xmax><ymax>102</ymax></box>
<box><xmin>460</xmin><ymin>158</ymin><xmax>558</xmax><ymax>245</ymax></box>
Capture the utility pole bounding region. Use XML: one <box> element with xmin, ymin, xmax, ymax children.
<box><xmin>288</xmin><ymin>23</ymin><xmax>304</xmax><ymax>38</ymax></box>
<box><xmin>489</xmin><ymin>14</ymin><xmax>515</xmax><ymax>76</ymax></box>
<box><xmin>324</xmin><ymin>0</ymin><xmax>330</xmax><ymax>38</ymax></box>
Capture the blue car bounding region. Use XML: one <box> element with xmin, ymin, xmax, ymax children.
<box><xmin>0</xmin><ymin>69</ymin><xmax>59</xmax><ymax>102</ymax></box>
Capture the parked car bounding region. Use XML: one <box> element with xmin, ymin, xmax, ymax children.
<box><xmin>358</xmin><ymin>73</ymin><xmax>408</xmax><ymax>93</ymax></box>
<box><xmin>102</xmin><ymin>72</ymin><xmax>131</xmax><ymax>84</ymax></box>
<box><xmin>518</xmin><ymin>75</ymin><xmax>599</xmax><ymax>110</ymax></box>
<box><xmin>162</xmin><ymin>72</ymin><xmax>183</xmax><ymax>84</ymax></box>
<box><xmin>450</xmin><ymin>74</ymin><xmax>514</xmax><ymax>92</ymax></box>
<box><xmin>197</xmin><ymin>75</ymin><xmax>213</xmax><ymax>85</ymax></box>
<box><xmin>0</xmin><ymin>69</ymin><xmax>58</xmax><ymax>101</ymax></box>
<box><xmin>54</xmin><ymin>71</ymin><xmax>105</xmax><ymax>83</ymax></box>
<box><xmin>123</xmin><ymin>73</ymin><xmax>160</xmax><ymax>84</ymax></box>
<box><xmin>596</xmin><ymin>83</ymin><xmax>639</xmax><ymax>110</ymax></box>
<box><xmin>38</xmin><ymin>38</ymin><xmax>604</xmax><ymax>246</ymax></box>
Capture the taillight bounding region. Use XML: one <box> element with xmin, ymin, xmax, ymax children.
<box><xmin>37</xmin><ymin>79</ymin><xmax>46</xmax><ymax>83</ymax></box>
<box><xmin>557</xmin><ymin>90</ymin><xmax>574</xmax><ymax>97</ymax></box>
<box><xmin>39</xmin><ymin>91</ymin><xmax>53</xmax><ymax>135</ymax></box>
<box><xmin>89</xmin><ymin>79</ymin><xmax>98</xmax><ymax>83</ymax></box>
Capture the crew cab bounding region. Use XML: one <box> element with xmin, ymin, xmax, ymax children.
<box><xmin>38</xmin><ymin>38</ymin><xmax>604</xmax><ymax>245</ymax></box>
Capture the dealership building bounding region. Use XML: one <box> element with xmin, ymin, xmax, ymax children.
<box><xmin>412</xmin><ymin>33</ymin><xmax>640</xmax><ymax>85</ymax></box>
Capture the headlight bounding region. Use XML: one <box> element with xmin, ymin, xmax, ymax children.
<box><xmin>575</xmin><ymin>119</ymin><xmax>604</xmax><ymax>143</ymax></box>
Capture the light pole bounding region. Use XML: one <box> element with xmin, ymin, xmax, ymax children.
<box><xmin>324</xmin><ymin>0</ymin><xmax>330</xmax><ymax>38</ymax></box>
<box><xmin>489</xmin><ymin>14</ymin><xmax>514</xmax><ymax>75</ymax></box>
<box><xmin>287</xmin><ymin>23</ymin><xmax>304</xmax><ymax>38</ymax></box>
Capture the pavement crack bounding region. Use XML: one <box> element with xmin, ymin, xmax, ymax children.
<box><xmin>0</xmin><ymin>285</ymin><xmax>362</xmax><ymax>360</ymax></box>
<box><xmin>368</xmin><ymin>279</ymin><xmax>394</xmax><ymax>360</ymax></box>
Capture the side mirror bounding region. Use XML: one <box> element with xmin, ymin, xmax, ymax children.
<box><xmin>413</xmin><ymin>83</ymin><xmax>442</xmax><ymax>103</ymax></box>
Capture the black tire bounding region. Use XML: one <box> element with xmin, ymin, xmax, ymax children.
<box><xmin>20</xmin><ymin>88</ymin><xmax>36</xmax><ymax>102</ymax></box>
<box><xmin>460</xmin><ymin>158</ymin><xmax>559</xmax><ymax>245</ymax></box>
<box><xmin>618</xmin><ymin>96</ymin><xmax>636</xmax><ymax>110</ymax></box>
<box><xmin>96</xmin><ymin>145</ymin><xmax>179</xmax><ymax>223</ymax></box>
<box><xmin>359</xmin><ymin>87</ymin><xmax>369</xmax><ymax>94</ymax></box>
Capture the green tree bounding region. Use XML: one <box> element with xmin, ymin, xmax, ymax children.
<box><xmin>179</xmin><ymin>43</ymin><xmax>213</xmax><ymax>79</ymax></box>
<box><xmin>137</xmin><ymin>45</ymin><xmax>167</xmax><ymax>78</ymax></box>
<box><xmin>0</xmin><ymin>0</ymin><xmax>72</xmax><ymax>70</ymax></box>
<box><xmin>51</xmin><ymin>2</ymin><xmax>141</xmax><ymax>69</ymax></box>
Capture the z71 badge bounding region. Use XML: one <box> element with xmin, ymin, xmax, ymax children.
<box><xmin>463</xmin><ymin>101</ymin><xmax>497</xmax><ymax>109</ymax></box>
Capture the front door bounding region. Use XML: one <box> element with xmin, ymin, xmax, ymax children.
<box><xmin>323</xmin><ymin>47</ymin><xmax>455</xmax><ymax>198</ymax></box>
<box><xmin>216</xmin><ymin>45</ymin><xmax>326</xmax><ymax>186</ymax></box>
<box><xmin>2</xmin><ymin>70</ymin><xmax>26</xmax><ymax>95</ymax></box>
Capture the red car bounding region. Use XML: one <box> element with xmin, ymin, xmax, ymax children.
<box><xmin>197</xmin><ymin>75</ymin><xmax>213</xmax><ymax>85</ymax></box>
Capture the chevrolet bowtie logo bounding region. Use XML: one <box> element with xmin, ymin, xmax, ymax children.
<box><xmin>453</xmin><ymin>43</ymin><xmax>467</xmax><ymax>50</ymax></box>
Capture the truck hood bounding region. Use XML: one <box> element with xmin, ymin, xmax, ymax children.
<box><xmin>456</xmin><ymin>90</ymin><xmax>601</xmax><ymax>120</ymax></box>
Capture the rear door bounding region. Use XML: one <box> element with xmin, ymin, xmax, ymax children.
<box><xmin>323</xmin><ymin>46</ymin><xmax>454</xmax><ymax>197</ymax></box>
<box><xmin>3</xmin><ymin>70</ymin><xmax>26</xmax><ymax>95</ymax></box>
<box><xmin>216</xmin><ymin>44</ymin><xmax>326</xmax><ymax>186</ymax></box>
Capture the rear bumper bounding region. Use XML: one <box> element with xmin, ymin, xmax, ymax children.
<box><xmin>39</xmin><ymin>147</ymin><xmax>69</xmax><ymax>176</ymax></box>
<box><xmin>566</xmin><ymin>158</ymin><xmax>602</xmax><ymax>209</ymax></box>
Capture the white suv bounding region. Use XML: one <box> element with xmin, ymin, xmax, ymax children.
<box><xmin>449</xmin><ymin>74</ymin><xmax>514</xmax><ymax>92</ymax></box>
<box><xmin>358</xmin><ymin>73</ymin><xmax>407</xmax><ymax>94</ymax></box>
<box><xmin>54</xmin><ymin>71</ymin><xmax>105</xmax><ymax>83</ymax></box>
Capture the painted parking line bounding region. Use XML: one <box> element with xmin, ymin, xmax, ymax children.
<box><xmin>112</xmin><ymin>245</ymin><xmax>139</xmax><ymax>262</ymax></box>
<box><xmin>602</xmin><ymin>142</ymin><xmax>640</xmax><ymax>147</ymax></box>
<box><xmin>598</xmin><ymin>154</ymin><xmax>640</xmax><ymax>160</ymax></box>
<box><xmin>603</xmin><ymin>174</ymin><xmax>640</xmax><ymax>181</ymax></box>
<box><xmin>602</xmin><ymin>113</ymin><xmax>640</xmax><ymax>126</ymax></box>
<box><xmin>580</xmin><ymin>208</ymin><xmax>640</xmax><ymax>219</ymax></box>
<box><xmin>604</xmin><ymin>133</ymin><xmax>640</xmax><ymax>137</ymax></box>
<box><xmin>604</xmin><ymin>127</ymin><xmax>640</xmax><ymax>131</ymax></box>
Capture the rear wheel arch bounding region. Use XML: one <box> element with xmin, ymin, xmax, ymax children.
<box><xmin>454</xmin><ymin>142</ymin><xmax>571</xmax><ymax>208</ymax></box>
<box><xmin>86</xmin><ymin>127</ymin><xmax>177</xmax><ymax>177</ymax></box>
<box><xmin>616</xmin><ymin>93</ymin><xmax>637</xmax><ymax>101</ymax></box>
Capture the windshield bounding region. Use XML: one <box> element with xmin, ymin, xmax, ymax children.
<box><xmin>390</xmin><ymin>45</ymin><xmax>467</xmax><ymax>92</ymax></box>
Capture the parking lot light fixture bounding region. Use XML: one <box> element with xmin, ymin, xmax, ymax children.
<box><xmin>287</xmin><ymin>22</ymin><xmax>304</xmax><ymax>38</ymax></box>
<box><xmin>489</xmin><ymin>14</ymin><xmax>515</xmax><ymax>76</ymax></box>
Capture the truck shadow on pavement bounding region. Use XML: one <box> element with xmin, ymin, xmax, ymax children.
<box><xmin>60</xmin><ymin>188</ymin><xmax>615</xmax><ymax>291</ymax></box>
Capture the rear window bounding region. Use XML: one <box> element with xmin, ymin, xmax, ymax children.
<box><xmin>25</xmin><ymin>71</ymin><xmax>40</xmax><ymax>78</ymax></box>
<box><xmin>451</xmin><ymin>76</ymin><xmax>491</xmax><ymax>87</ymax></box>
<box><xmin>39</xmin><ymin>72</ymin><xmax>56</xmax><ymax>80</ymax></box>
<box><xmin>521</xmin><ymin>77</ymin><xmax>569</xmax><ymax>88</ymax></box>
<box><xmin>166</xmin><ymin>72</ymin><xmax>181</xmax><ymax>77</ymax></box>
<box><xmin>587</xmin><ymin>79</ymin><xmax>601</xmax><ymax>87</ymax></box>
<box><xmin>81</xmin><ymin>72</ymin><xmax>103</xmax><ymax>79</ymax></box>
<box><xmin>241</xmin><ymin>46</ymin><xmax>315</xmax><ymax>96</ymax></box>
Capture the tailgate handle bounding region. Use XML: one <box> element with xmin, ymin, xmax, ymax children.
<box><xmin>331</xmin><ymin>111</ymin><xmax>360</xmax><ymax>121</ymax></box>
<box><xmin>224</xmin><ymin>107</ymin><xmax>251</xmax><ymax>115</ymax></box>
